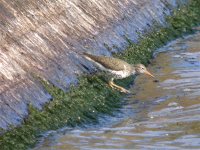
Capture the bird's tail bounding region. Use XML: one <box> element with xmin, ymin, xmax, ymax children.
<box><xmin>81</xmin><ymin>52</ymin><xmax>96</xmax><ymax>62</ymax></box>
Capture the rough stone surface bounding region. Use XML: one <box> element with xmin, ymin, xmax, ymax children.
<box><xmin>0</xmin><ymin>0</ymin><xmax>187</xmax><ymax>129</ymax></box>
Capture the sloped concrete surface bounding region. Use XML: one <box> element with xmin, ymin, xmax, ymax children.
<box><xmin>0</xmin><ymin>0</ymin><xmax>186</xmax><ymax>129</ymax></box>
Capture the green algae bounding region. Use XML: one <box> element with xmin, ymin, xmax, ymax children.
<box><xmin>0</xmin><ymin>0</ymin><xmax>200</xmax><ymax>149</ymax></box>
<box><xmin>0</xmin><ymin>76</ymin><xmax>122</xmax><ymax>150</ymax></box>
<box><xmin>117</xmin><ymin>0</ymin><xmax>200</xmax><ymax>64</ymax></box>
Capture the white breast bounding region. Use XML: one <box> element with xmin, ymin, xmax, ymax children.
<box><xmin>110</xmin><ymin>70</ymin><xmax>130</xmax><ymax>78</ymax></box>
<box><xmin>108</xmin><ymin>64</ymin><xmax>131</xmax><ymax>79</ymax></box>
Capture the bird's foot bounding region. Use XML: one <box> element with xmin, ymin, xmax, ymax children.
<box><xmin>108</xmin><ymin>81</ymin><xmax>130</xmax><ymax>94</ymax></box>
<box><xmin>118</xmin><ymin>87</ymin><xmax>131</xmax><ymax>94</ymax></box>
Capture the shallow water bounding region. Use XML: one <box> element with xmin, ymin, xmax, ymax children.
<box><xmin>33</xmin><ymin>31</ymin><xmax>200</xmax><ymax>150</ymax></box>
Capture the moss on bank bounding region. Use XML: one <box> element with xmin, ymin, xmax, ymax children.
<box><xmin>0</xmin><ymin>0</ymin><xmax>200</xmax><ymax>149</ymax></box>
<box><xmin>0</xmin><ymin>76</ymin><xmax>122</xmax><ymax>150</ymax></box>
<box><xmin>117</xmin><ymin>0</ymin><xmax>200</xmax><ymax>64</ymax></box>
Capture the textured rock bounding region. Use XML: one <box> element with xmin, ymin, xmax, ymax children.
<box><xmin>0</xmin><ymin>0</ymin><xmax>187</xmax><ymax>129</ymax></box>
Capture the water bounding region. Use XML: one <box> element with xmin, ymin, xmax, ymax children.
<box><xmin>33</xmin><ymin>31</ymin><xmax>200</xmax><ymax>150</ymax></box>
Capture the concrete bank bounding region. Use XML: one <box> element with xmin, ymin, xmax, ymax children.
<box><xmin>0</xmin><ymin>0</ymin><xmax>186</xmax><ymax>130</ymax></box>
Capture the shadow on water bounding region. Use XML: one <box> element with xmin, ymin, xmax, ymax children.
<box><xmin>33</xmin><ymin>31</ymin><xmax>200</xmax><ymax>150</ymax></box>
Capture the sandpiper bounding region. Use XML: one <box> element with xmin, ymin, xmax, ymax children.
<box><xmin>83</xmin><ymin>52</ymin><xmax>154</xmax><ymax>93</ymax></box>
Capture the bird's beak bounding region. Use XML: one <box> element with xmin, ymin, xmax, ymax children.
<box><xmin>144</xmin><ymin>70</ymin><xmax>155</xmax><ymax>78</ymax></box>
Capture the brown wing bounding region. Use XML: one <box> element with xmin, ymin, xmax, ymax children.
<box><xmin>83</xmin><ymin>53</ymin><xmax>131</xmax><ymax>71</ymax></box>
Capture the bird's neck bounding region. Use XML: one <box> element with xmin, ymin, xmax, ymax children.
<box><xmin>129</xmin><ymin>65</ymin><xmax>136</xmax><ymax>74</ymax></box>
<box><xmin>132</xmin><ymin>65</ymin><xmax>139</xmax><ymax>74</ymax></box>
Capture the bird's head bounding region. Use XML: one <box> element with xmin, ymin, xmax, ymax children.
<box><xmin>134</xmin><ymin>64</ymin><xmax>154</xmax><ymax>78</ymax></box>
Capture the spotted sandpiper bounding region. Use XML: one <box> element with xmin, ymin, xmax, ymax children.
<box><xmin>83</xmin><ymin>52</ymin><xmax>154</xmax><ymax>93</ymax></box>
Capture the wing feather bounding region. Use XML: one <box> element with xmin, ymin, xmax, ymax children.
<box><xmin>83</xmin><ymin>53</ymin><xmax>131</xmax><ymax>71</ymax></box>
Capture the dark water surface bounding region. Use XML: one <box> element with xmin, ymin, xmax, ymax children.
<box><xmin>33</xmin><ymin>31</ymin><xmax>200</xmax><ymax>150</ymax></box>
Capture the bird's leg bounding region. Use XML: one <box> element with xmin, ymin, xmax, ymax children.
<box><xmin>108</xmin><ymin>78</ymin><xmax>130</xmax><ymax>93</ymax></box>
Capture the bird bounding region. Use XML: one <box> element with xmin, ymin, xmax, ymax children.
<box><xmin>82</xmin><ymin>52</ymin><xmax>154</xmax><ymax>93</ymax></box>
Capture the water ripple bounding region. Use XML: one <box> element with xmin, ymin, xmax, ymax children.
<box><xmin>33</xmin><ymin>31</ymin><xmax>200</xmax><ymax>150</ymax></box>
